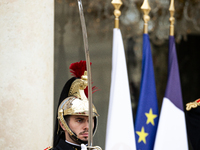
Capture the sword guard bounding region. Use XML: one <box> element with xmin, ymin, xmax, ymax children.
<box><xmin>87</xmin><ymin>146</ymin><xmax>102</xmax><ymax>150</ymax></box>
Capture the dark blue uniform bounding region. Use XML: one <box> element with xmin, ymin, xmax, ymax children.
<box><xmin>186</xmin><ymin>105</ymin><xmax>200</xmax><ymax>150</ymax></box>
<box><xmin>46</xmin><ymin>139</ymin><xmax>81</xmax><ymax>150</ymax></box>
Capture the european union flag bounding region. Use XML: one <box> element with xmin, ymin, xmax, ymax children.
<box><xmin>135</xmin><ymin>34</ymin><xmax>159</xmax><ymax>150</ymax></box>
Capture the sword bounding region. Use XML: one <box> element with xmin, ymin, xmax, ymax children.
<box><xmin>77</xmin><ymin>0</ymin><xmax>93</xmax><ymax>148</ymax></box>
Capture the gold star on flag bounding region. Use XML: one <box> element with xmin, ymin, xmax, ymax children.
<box><xmin>145</xmin><ymin>108</ymin><xmax>157</xmax><ymax>125</ymax></box>
<box><xmin>136</xmin><ymin>126</ymin><xmax>148</xmax><ymax>144</ymax></box>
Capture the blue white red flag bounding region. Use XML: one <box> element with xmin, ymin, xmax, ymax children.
<box><xmin>153</xmin><ymin>36</ymin><xmax>188</xmax><ymax>150</ymax></box>
<box><xmin>135</xmin><ymin>33</ymin><xmax>159</xmax><ymax>150</ymax></box>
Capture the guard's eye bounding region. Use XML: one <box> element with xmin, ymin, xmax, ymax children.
<box><xmin>77</xmin><ymin>118</ymin><xmax>83</xmax><ymax>123</ymax></box>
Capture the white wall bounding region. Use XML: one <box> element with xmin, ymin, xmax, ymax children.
<box><xmin>0</xmin><ymin>1</ymin><xmax>54</xmax><ymax>149</ymax></box>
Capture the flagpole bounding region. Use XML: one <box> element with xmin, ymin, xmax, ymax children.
<box><xmin>141</xmin><ymin>0</ymin><xmax>151</xmax><ymax>34</ymax></box>
<box><xmin>169</xmin><ymin>0</ymin><xmax>175</xmax><ymax>36</ymax></box>
<box><xmin>111</xmin><ymin>0</ymin><xmax>122</xmax><ymax>29</ymax></box>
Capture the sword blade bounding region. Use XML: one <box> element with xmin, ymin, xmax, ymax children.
<box><xmin>77</xmin><ymin>0</ymin><xmax>93</xmax><ymax>147</ymax></box>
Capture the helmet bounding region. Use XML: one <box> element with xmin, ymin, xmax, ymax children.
<box><xmin>54</xmin><ymin>60</ymin><xmax>99</xmax><ymax>145</ymax></box>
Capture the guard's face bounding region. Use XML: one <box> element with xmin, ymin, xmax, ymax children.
<box><xmin>68</xmin><ymin>115</ymin><xmax>94</xmax><ymax>143</ymax></box>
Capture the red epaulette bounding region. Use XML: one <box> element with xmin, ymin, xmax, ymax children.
<box><xmin>44</xmin><ymin>146</ymin><xmax>52</xmax><ymax>150</ymax></box>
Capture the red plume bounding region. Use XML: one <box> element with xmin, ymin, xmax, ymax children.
<box><xmin>69</xmin><ymin>60</ymin><xmax>89</xmax><ymax>78</ymax></box>
<box><xmin>84</xmin><ymin>86</ymin><xmax>100</xmax><ymax>98</ymax></box>
<box><xmin>69</xmin><ymin>60</ymin><xmax>99</xmax><ymax>97</ymax></box>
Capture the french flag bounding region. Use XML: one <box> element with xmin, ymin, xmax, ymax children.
<box><xmin>153</xmin><ymin>36</ymin><xmax>188</xmax><ymax>150</ymax></box>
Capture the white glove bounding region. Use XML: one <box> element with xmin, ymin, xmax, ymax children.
<box><xmin>81</xmin><ymin>144</ymin><xmax>102</xmax><ymax>150</ymax></box>
<box><xmin>81</xmin><ymin>144</ymin><xmax>87</xmax><ymax>150</ymax></box>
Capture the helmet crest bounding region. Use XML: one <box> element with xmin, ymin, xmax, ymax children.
<box><xmin>69</xmin><ymin>60</ymin><xmax>99</xmax><ymax>98</ymax></box>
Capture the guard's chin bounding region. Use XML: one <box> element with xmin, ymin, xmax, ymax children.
<box><xmin>80</xmin><ymin>139</ymin><xmax>88</xmax><ymax>144</ymax></box>
<box><xmin>80</xmin><ymin>137</ymin><xmax>88</xmax><ymax>142</ymax></box>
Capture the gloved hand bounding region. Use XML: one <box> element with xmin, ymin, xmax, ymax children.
<box><xmin>81</xmin><ymin>144</ymin><xmax>87</xmax><ymax>150</ymax></box>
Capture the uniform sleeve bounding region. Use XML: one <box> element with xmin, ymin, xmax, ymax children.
<box><xmin>185</xmin><ymin>99</ymin><xmax>200</xmax><ymax>150</ymax></box>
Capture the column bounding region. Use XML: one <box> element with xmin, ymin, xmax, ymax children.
<box><xmin>0</xmin><ymin>1</ymin><xmax>54</xmax><ymax>149</ymax></box>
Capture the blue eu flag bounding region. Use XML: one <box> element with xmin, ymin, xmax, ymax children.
<box><xmin>135</xmin><ymin>34</ymin><xmax>159</xmax><ymax>150</ymax></box>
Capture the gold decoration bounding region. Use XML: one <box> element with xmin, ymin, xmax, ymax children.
<box><xmin>186</xmin><ymin>98</ymin><xmax>200</xmax><ymax>111</ymax></box>
<box><xmin>141</xmin><ymin>0</ymin><xmax>151</xmax><ymax>34</ymax></box>
<box><xmin>58</xmin><ymin>108</ymin><xmax>74</xmax><ymax>136</ymax></box>
<box><xmin>169</xmin><ymin>0</ymin><xmax>175</xmax><ymax>36</ymax></box>
<box><xmin>111</xmin><ymin>0</ymin><xmax>123</xmax><ymax>29</ymax></box>
<box><xmin>60</xmin><ymin>97</ymin><xmax>99</xmax><ymax>116</ymax></box>
<box><xmin>68</xmin><ymin>71</ymin><xmax>88</xmax><ymax>100</ymax></box>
